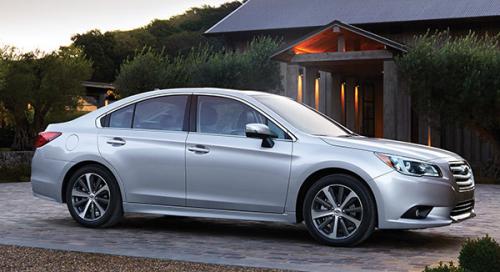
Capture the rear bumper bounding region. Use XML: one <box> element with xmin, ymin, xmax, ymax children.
<box><xmin>30</xmin><ymin>150</ymin><xmax>74</xmax><ymax>203</ymax></box>
<box><xmin>372</xmin><ymin>170</ymin><xmax>475</xmax><ymax>229</ymax></box>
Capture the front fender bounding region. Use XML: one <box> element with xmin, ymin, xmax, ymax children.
<box><xmin>284</xmin><ymin>142</ymin><xmax>392</xmax><ymax>222</ymax></box>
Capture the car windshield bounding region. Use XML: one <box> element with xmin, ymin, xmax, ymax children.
<box><xmin>253</xmin><ymin>94</ymin><xmax>352</xmax><ymax>137</ymax></box>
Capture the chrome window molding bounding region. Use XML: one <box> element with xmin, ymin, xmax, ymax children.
<box><xmin>96</xmin><ymin>92</ymin><xmax>297</xmax><ymax>141</ymax></box>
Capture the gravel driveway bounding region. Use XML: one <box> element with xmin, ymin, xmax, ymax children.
<box><xmin>0</xmin><ymin>182</ymin><xmax>499</xmax><ymax>272</ymax></box>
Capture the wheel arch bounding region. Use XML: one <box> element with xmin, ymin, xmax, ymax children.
<box><xmin>61</xmin><ymin>160</ymin><xmax>123</xmax><ymax>203</ymax></box>
<box><xmin>295</xmin><ymin>167</ymin><xmax>379</xmax><ymax>226</ymax></box>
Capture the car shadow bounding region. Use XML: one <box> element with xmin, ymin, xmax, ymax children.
<box><xmin>44</xmin><ymin>214</ymin><xmax>464</xmax><ymax>251</ymax></box>
<box><xmin>109</xmin><ymin>215</ymin><xmax>463</xmax><ymax>250</ymax></box>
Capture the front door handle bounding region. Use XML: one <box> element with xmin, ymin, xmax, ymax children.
<box><xmin>106</xmin><ymin>137</ymin><xmax>126</xmax><ymax>146</ymax></box>
<box><xmin>188</xmin><ymin>145</ymin><xmax>210</xmax><ymax>154</ymax></box>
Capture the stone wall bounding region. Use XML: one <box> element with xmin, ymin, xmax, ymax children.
<box><xmin>0</xmin><ymin>151</ymin><xmax>34</xmax><ymax>168</ymax></box>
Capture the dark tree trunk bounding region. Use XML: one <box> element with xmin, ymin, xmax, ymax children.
<box><xmin>11</xmin><ymin>126</ymin><xmax>34</xmax><ymax>151</ymax></box>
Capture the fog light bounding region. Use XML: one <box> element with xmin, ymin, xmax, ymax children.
<box><xmin>402</xmin><ymin>206</ymin><xmax>433</xmax><ymax>219</ymax></box>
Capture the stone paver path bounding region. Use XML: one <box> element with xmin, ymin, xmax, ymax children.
<box><xmin>0</xmin><ymin>182</ymin><xmax>499</xmax><ymax>272</ymax></box>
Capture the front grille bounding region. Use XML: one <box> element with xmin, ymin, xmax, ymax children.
<box><xmin>450</xmin><ymin>199</ymin><xmax>474</xmax><ymax>217</ymax></box>
<box><xmin>449</xmin><ymin>161</ymin><xmax>475</xmax><ymax>192</ymax></box>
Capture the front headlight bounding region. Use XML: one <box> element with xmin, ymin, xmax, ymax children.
<box><xmin>375</xmin><ymin>153</ymin><xmax>441</xmax><ymax>177</ymax></box>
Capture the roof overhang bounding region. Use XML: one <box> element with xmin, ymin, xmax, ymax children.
<box><xmin>82</xmin><ymin>81</ymin><xmax>116</xmax><ymax>90</ymax></box>
<box><xmin>271</xmin><ymin>20</ymin><xmax>407</xmax><ymax>63</ymax></box>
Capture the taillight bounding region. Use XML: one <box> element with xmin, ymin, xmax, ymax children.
<box><xmin>34</xmin><ymin>132</ymin><xmax>62</xmax><ymax>148</ymax></box>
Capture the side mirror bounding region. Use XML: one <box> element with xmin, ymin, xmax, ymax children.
<box><xmin>245</xmin><ymin>123</ymin><xmax>276</xmax><ymax>148</ymax></box>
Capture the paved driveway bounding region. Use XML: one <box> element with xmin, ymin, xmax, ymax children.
<box><xmin>1</xmin><ymin>183</ymin><xmax>499</xmax><ymax>272</ymax></box>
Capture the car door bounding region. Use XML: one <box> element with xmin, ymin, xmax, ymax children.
<box><xmin>185</xmin><ymin>95</ymin><xmax>293</xmax><ymax>213</ymax></box>
<box><xmin>98</xmin><ymin>95</ymin><xmax>190</xmax><ymax>206</ymax></box>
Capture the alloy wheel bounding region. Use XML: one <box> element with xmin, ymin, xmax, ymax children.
<box><xmin>310</xmin><ymin>184</ymin><xmax>364</xmax><ymax>239</ymax></box>
<box><xmin>71</xmin><ymin>173</ymin><xmax>111</xmax><ymax>221</ymax></box>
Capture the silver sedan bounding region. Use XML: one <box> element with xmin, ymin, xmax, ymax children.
<box><xmin>31</xmin><ymin>88</ymin><xmax>475</xmax><ymax>246</ymax></box>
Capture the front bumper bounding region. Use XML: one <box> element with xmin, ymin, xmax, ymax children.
<box><xmin>372</xmin><ymin>167</ymin><xmax>475</xmax><ymax>229</ymax></box>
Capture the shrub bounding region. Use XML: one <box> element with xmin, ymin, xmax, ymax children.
<box><xmin>424</xmin><ymin>262</ymin><xmax>463</xmax><ymax>272</ymax></box>
<box><xmin>397</xmin><ymin>31</ymin><xmax>500</xmax><ymax>173</ymax></box>
<box><xmin>45</xmin><ymin>110</ymin><xmax>89</xmax><ymax>125</ymax></box>
<box><xmin>0</xmin><ymin>126</ymin><xmax>14</xmax><ymax>148</ymax></box>
<box><xmin>115</xmin><ymin>36</ymin><xmax>282</xmax><ymax>97</ymax></box>
<box><xmin>0</xmin><ymin>164</ymin><xmax>31</xmax><ymax>183</ymax></box>
<box><xmin>459</xmin><ymin>235</ymin><xmax>500</xmax><ymax>272</ymax></box>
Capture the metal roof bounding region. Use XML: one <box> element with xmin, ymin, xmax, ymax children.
<box><xmin>206</xmin><ymin>0</ymin><xmax>500</xmax><ymax>34</ymax></box>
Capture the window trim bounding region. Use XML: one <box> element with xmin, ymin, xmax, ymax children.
<box><xmin>97</xmin><ymin>93</ymin><xmax>191</xmax><ymax>133</ymax></box>
<box><xmin>191</xmin><ymin>94</ymin><xmax>295</xmax><ymax>141</ymax></box>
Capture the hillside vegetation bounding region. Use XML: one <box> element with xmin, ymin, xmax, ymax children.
<box><xmin>71</xmin><ymin>2</ymin><xmax>242</xmax><ymax>82</ymax></box>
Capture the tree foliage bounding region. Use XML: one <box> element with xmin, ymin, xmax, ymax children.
<box><xmin>115</xmin><ymin>36</ymin><xmax>282</xmax><ymax>97</ymax></box>
<box><xmin>0</xmin><ymin>47</ymin><xmax>92</xmax><ymax>150</ymax></box>
<box><xmin>71</xmin><ymin>1</ymin><xmax>241</xmax><ymax>82</ymax></box>
<box><xmin>397</xmin><ymin>31</ymin><xmax>500</xmax><ymax>159</ymax></box>
<box><xmin>71</xmin><ymin>30</ymin><xmax>119</xmax><ymax>82</ymax></box>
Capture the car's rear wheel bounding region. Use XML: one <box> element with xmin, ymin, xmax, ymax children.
<box><xmin>65</xmin><ymin>164</ymin><xmax>122</xmax><ymax>227</ymax></box>
<box><xmin>303</xmin><ymin>174</ymin><xmax>376</xmax><ymax>246</ymax></box>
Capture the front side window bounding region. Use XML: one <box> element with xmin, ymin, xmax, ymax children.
<box><xmin>253</xmin><ymin>94</ymin><xmax>351</xmax><ymax>137</ymax></box>
<box><xmin>133</xmin><ymin>95</ymin><xmax>188</xmax><ymax>131</ymax></box>
<box><xmin>197</xmin><ymin>96</ymin><xmax>287</xmax><ymax>139</ymax></box>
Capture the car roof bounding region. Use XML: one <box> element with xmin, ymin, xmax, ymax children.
<box><xmin>73</xmin><ymin>88</ymin><xmax>278</xmax><ymax>125</ymax></box>
<box><xmin>150</xmin><ymin>87</ymin><xmax>274</xmax><ymax>97</ymax></box>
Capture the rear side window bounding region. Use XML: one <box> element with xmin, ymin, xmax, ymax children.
<box><xmin>101</xmin><ymin>95</ymin><xmax>189</xmax><ymax>131</ymax></box>
<box><xmin>108</xmin><ymin>104</ymin><xmax>134</xmax><ymax>128</ymax></box>
<box><xmin>133</xmin><ymin>95</ymin><xmax>188</xmax><ymax>131</ymax></box>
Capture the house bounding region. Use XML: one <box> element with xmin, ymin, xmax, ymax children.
<box><xmin>80</xmin><ymin>81</ymin><xmax>117</xmax><ymax>111</ymax></box>
<box><xmin>205</xmin><ymin>0</ymin><xmax>500</xmax><ymax>170</ymax></box>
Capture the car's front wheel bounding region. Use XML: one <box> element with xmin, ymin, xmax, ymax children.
<box><xmin>65</xmin><ymin>164</ymin><xmax>123</xmax><ymax>227</ymax></box>
<box><xmin>303</xmin><ymin>174</ymin><xmax>376</xmax><ymax>246</ymax></box>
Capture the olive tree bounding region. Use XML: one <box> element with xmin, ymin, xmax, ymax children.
<box><xmin>0</xmin><ymin>47</ymin><xmax>92</xmax><ymax>150</ymax></box>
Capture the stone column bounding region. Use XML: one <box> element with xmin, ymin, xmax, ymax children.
<box><xmin>329</xmin><ymin>74</ymin><xmax>342</xmax><ymax>121</ymax></box>
<box><xmin>284</xmin><ymin>64</ymin><xmax>299</xmax><ymax>101</ymax></box>
<box><xmin>303</xmin><ymin>66</ymin><xmax>318</xmax><ymax>107</ymax></box>
<box><xmin>318</xmin><ymin>70</ymin><xmax>331</xmax><ymax>114</ymax></box>
<box><xmin>98</xmin><ymin>93</ymin><xmax>107</xmax><ymax>108</ymax></box>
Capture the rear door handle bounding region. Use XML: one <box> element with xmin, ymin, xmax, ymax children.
<box><xmin>188</xmin><ymin>145</ymin><xmax>210</xmax><ymax>154</ymax></box>
<box><xmin>106</xmin><ymin>137</ymin><xmax>126</xmax><ymax>146</ymax></box>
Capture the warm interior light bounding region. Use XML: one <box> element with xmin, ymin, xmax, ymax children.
<box><xmin>427</xmin><ymin>126</ymin><xmax>432</xmax><ymax>146</ymax></box>
<box><xmin>341</xmin><ymin>82</ymin><xmax>346</xmax><ymax>124</ymax></box>
<box><xmin>297</xmin><ymin>74</ymin><xmax>303</xmax><ymax>103</ymax></box>
<box><xmin>314</xmin><ymin>78</ymin><xmax>320</xmax><ymax>111</ymax></box>
<box><xmin>354</xmin><ymin>85</ymin><xmax>359</xmax><ymax>131</ymax></box>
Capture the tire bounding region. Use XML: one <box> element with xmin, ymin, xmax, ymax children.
<box><xmin>65</xmin><ymin>164</ymin><xmax>123</xmax><ymax>228</ymax></box>
<box><xmin>303</xmin><ymin>174</ymin><xmax>376</xmax><ymax>246</ymax></box>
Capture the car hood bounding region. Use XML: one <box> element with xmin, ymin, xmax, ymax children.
<box><xmin>321</xmin><ymin>136</ymin><xmax>461</xmax><ymax>162</ymax></box>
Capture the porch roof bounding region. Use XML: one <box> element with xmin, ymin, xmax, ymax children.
<box><xmin>271</xmin><ymin>21</ymin><xmax>406</xmax><ymax>63</ymax></box>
